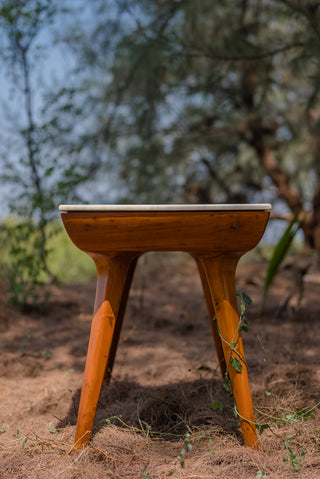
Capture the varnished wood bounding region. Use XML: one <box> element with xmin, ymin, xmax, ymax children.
<box><xmin>74</xmin><ymin>253</ymin><xmax>138</xmax><ymax>448</ymax></box>
<box><xmin>199</xmin><ymin>255</ymin><xmax>258</xmax><ymax>449</ymax></box>
<box><xmin>61</xmin><ymin>211</ymin><xmax>269</xmax><ymax>255</ymax></box>
<box><xmin>196</xmin><ymin>259</ymin><xmax>227</xmax><ymax>377</ymax></box>
<box><xmin>88</xmin><ymin>253</ymin><xmax>139</xmax><ymax>382</ymax></box>
<box><xmin>60</xmin><ymin>207</ymin><xmax>270</xmax><ymax>451</ymax></box>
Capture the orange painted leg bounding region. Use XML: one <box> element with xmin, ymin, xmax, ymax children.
<box><xmin>74</xmin><ymin>253</ymin><xmax>138</xmax><ymax>448</ymax></box>
<box><xmin>199</xmin><ymin>255</ymin><xmax>258</xmax><ymax>450</ymax></box>
<box><xmin>195</xmin><ymin>258</ymin><xmax>226</xmax><ymax>377</ymax></box>
<box><xmin>103</xmin><ymin>258</ymin><xmax>138</xmax><ymax>381</ymax></box>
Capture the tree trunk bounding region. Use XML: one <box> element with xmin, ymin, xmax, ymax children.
<box><xmin>249</xmin><ymin>124</ymin><xmax>303</xmax><ymax>212</ymax></box>
<box><xmin>247</xmin><ymin>121</ymin><xmax>320</xmax><ymax>259</ymax></box>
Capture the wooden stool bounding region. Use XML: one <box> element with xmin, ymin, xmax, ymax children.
<box><xmin>59</xmin><ymin>204</ymin><xmax>271</xmax><ymax>450</ymax></box>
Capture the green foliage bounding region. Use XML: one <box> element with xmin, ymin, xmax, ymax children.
<box><xmin>103</xmin><ymin>394</ymin><xmax>318</xmax><ymax>474</ymax></box>
<box><xmin>0</xmin><ymin>221</ymin><xmax>96</xmax><ymax>296</ymax></box>
<box><xmin>213</xmin><ymin>290</ymin><xmax>251</xmax><ymax>393</ymax></box>
<box><xmin>48</xmin><ymin>421</ymin><xmax>57</xmax><ymax>435</ymax></box>
<box><xmin>211</xmin><ymin>290</ymin><xmax>313</xmax><ymax>472</ymax></box>
<box><xmin>256</xmin><ymin>463</ymin><xmax>267</xmax><ymax>479</ymax></box>
<box><xmin>0</xmin><ymin>424</ymin><xmax>8</xmax><ymax>435</ymax></box>
<box><xmin>0</xmin><ymin>1</ymin><xmax>92</xmax><ymax>308</ymax></box>
<box><xmin>231</xmin><ymin>356</ymin><xmax>242</xmax><ymax>373</ymax></box>
<box><xmin>1</xmin><ymin>220</ymin><xmax>50</xmax><ymax>307</ymax></box>
<box><xmin>103</xmin><ymin>414</ymin><xmax>195</xmax><ymax>472</ymax></box>
<box><xmin>262</xmin><ymin>214</ymin><xmax>301</xmax><ymax>313</ymax></box>
<box><xmin>177</xmin><ymin>433</ymin><xmax>192</xmax><ymax>469</ymax></box>
<box><xmin>210</xmin><ymin>397</ymin><xmax>224</xmax><ymax>412</ymax></box>
<box><xmin>282</xmin><ymin>435</ymin><xmax>305</xmax><ymax>471</ymax></box>
<box><xmin>46</xmin><ymin>224</ymin><xmax>96</xmax><ymax>283</ymax></box>
<box><xmin>141</xmin><ymin>468</ymin><xmax>152</xmax><ymax>479</ymax></box>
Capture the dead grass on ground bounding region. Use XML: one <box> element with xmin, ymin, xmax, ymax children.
<box><xmin>1</xmin><ymin>253</ymin><xmax>320</xmax><ymax>478</ymax></box>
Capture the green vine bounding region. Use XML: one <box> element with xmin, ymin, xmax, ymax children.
<box><xmin>212</xmin><ymin>292</ymin><xmax>319</xmax><ymax>471</ymax></box>
<box><xmin>212</xmin><ymin>290</ymin><xmax>251</xmax><ymax>391</ymax></box>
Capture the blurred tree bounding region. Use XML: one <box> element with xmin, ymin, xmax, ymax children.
<box><xmin>66</xmin><ymin>0</ymin><xmax>320</xmax><ymax>253</ymax></box>
<box><xmin>0</xmin><ymin>0</ymin><xmax>89</xmax><ymax>307</ymax></box>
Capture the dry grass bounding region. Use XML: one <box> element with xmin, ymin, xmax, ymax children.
<box><xmin>1</xmin><ymin>254</ymin><xmax>320</xmax><ymax>478</ymax></box>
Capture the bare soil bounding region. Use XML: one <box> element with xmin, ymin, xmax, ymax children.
<box><xmin>1</xmin><ymin>253</ymin><xmax>320</xmax><ymax>478</ymax></box>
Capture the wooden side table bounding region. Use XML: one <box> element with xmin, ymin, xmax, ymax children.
<box><xmin>59</xmin><ymin>204</ymin><xmax>271</xmax><ymax>450</ymax></box>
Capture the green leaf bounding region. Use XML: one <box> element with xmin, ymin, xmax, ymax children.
<box><xmin>231</xmin><ymin>357</ymin><xmax>242</xmax><ymax>373</ymax></box>
<box><xmin>299</xmin><ymin>450</ymin><xmax>305</xmax><ymax>460</ymax></box>
<box><xmin>48</xmin><ymin>421</ymin><xmax>57</xmax><ymax>434</ymax></box>
<box><xmin>285</xmin><ymin>412</ymin><xmax>299</xmax><ymax>423</ymax></box>
<box><xmin>212</xmin><ymin>401</ymin><xmax>223</xmax><ymax>412</ymax></box>
<box><xmin>223</xmin><ymin>376</ymin><xmax>232</xmax><ymax>393</ymax></box>
<box><xmin>242</xmin><ymin>292</ymin><xmax>252</xmax><ymax>305</ymax></box>
<box><xmin>291</xmin><ymin>457</ymin><xmax>301</xmax><ymax>470</ymax></box>
<box><xmin>1</xmin><ymin>423</ymin><xmax>8</xmax><ymax>433</ymax></box>
<box><xmin>141</xmin><ymin>467</ymin><xmax>152</xmax><ymax>478</ymax></box>
<box><xmin>258</xmin><ymin>423</ymin><xmax>269</xmax><ymax>434</ymax></box>
<box><xmin>262</xmin><ymin>213</ymin><xmax>301</xmax><ymax>312</ymax></box>
<box><xmin>240</xmin><ymin>317</ymin><xmax>249</xmax><ymax>333</ymax></box>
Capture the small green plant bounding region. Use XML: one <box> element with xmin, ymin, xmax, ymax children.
<box><xmin>1</xmin><ymin>220</ymin><xmax>52</xmax><ymax>309</ymax></box>
<box><xmin>262</xmin><ymin>213</ymin><xmax>301</xmax><ymax>313</ymax></box>
<box><xmin>48</xmin><ymin>421</ymin><xmax>57</xmax><ymax>435</ymax></box>
<box><xmin>212</xmin><ymin>400</ymin><xmax>224</xmax><ymax>412</ymax></box>
<box><xmin>256</xmin><ymin>464</ymin><xmax>268</xmax><ymax>479</ymax></box>
<box><xmin>207</xmin><ymin>392</ymin><xmax>224</xmax><ymax>412</ymax></box>
<box><xmin>0</xmin><ymin>423</ymin><xmax>8</xmax><ymax>434</ymax></box>
<box><xmin>282</xmin><ymin>435</ymin><xmax>305</xmax><ymax>471</ymax></box>
<box><xmin>43</xmin><ymin>349</ymin><xmax>53</xmax><ymax>360</ymax></box>
<box><xmin>177</xmin><ymin>432</ymin><xmax>192</xmax><ymax>469</ymax></box>
<box><xmin>253</xmin><ymin>401</ymin><xmax>320</xmax><ymax>434</ymax></box>
<box><xmin>212</xmin><ymin>290</ymin><xmax>252</xmax><ymax>393</ymax></box>
<box><xmin>141</xmin><ymin>467</ymin><xmax>152</xmax><ymax>478</ymax></box>
<box><xmin>0</xmin><ymin>2</ymin><xmax>91</xmax><ymax>310</ymax></box>
<box><xmin>212</xmin><ymin>401</ymin><xmax>223</xmax><ymax>411</ymax></box>
<box><xmin>104</xmin><ymin>416</ymin><xmax>197</xmax><ymax>474</ymax></box>
<box><xmin>211</xmin><ymin>291</ymin><xmax>317</xmax><ymax>474</ymax></box>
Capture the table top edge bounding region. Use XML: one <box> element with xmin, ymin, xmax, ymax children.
<box><xmin>59</xmin><ymin>204</ymin><xmax>272</xmax><ymax>212</ymax></box>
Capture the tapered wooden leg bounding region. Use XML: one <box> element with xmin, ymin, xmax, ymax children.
<box><xmin>74</xmin><ymin>253</ymin><xmax>138</xmax><ymax>448</ymax></box>
<box><xmin>199</xmin><ymin>255</ymin><xmax>258</xmax><ymax>450</ymax></box>
<box><xmin>103</xmin><ymin>258</ymin><xmax>138</xmax><ymax>381</ymax></box>
<box><xmin>195</xmin><ymin>259</ymin><xmax>227</xmax><ymax>377</ymax></box>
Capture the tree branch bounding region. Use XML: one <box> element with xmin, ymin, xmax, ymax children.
<box><xmin>248</xmin><ymin>124</ymin><xmax>303</xmax><ymax>213</ymax></box>
<box><xmin>181</xmin><ymin>42</ymin><xmax>305</xmax><ymax>62</ymax></box>
<box><xmin>280</xmin><ymin>1</ymin><xmax>320</xmax><ymax>43</ymax></box>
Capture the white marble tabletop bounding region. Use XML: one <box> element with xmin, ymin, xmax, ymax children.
<box><xmin>59</xmin><ymin>204</ymin><xmax>272</xmax><ymax>212</ymax></box>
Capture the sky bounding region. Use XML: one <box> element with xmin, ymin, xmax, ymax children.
<box><xmin>0</xmin><ymin>1</ymin><xmax>93</xmax><ymax>217</ymax></box>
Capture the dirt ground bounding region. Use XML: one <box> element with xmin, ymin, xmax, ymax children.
<box><xmin>1</xmin><ymin>252</ymin><xmax>320</xmax><ymax>478</ymax></box>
